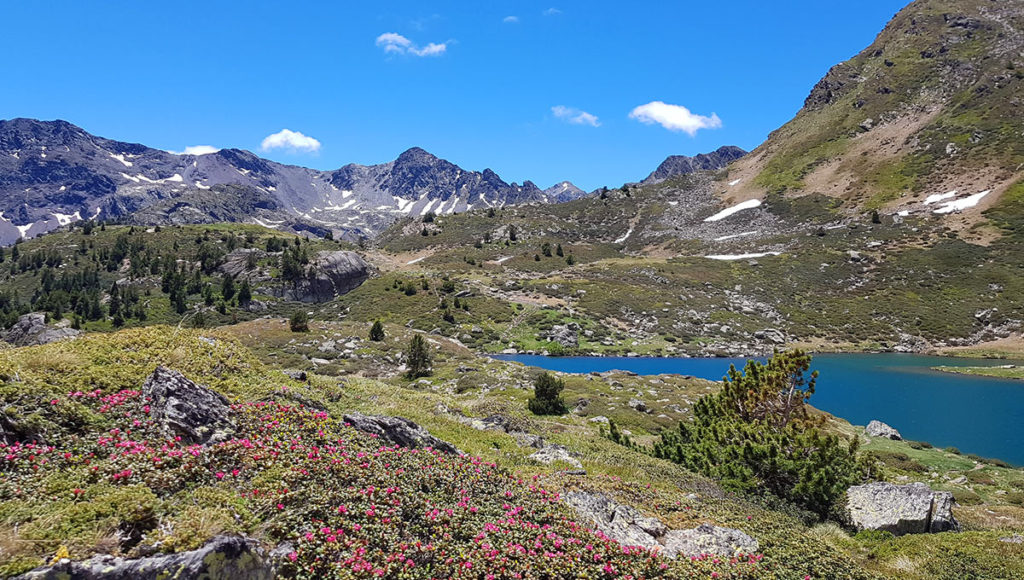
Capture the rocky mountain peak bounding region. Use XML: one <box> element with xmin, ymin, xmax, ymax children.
<box><xmin>643</xmin><ymin>146</ymin><xmax>748</xmax><ymax>184</ymax></box>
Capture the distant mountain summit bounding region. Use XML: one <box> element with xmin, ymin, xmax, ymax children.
<box><xmin>543</xmin><ymin>181</ymin><xmax>586</xmax><ymax>202</ymax></box>
<box><xmin>0</xmin><ymin>119</ymin><xmax>585</xmax><ymax>244</ymax></box>
<box><xmin>643</xmin><ymin>146</ymin><xmax>747</xmax><ymax>184</ymax></box>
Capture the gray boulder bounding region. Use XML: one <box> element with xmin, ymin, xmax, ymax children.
<box><xmin>628</xmin><ymin>398</ymin><xmax>648</xmax><ymax>413</ymax></box>
<box><xmin>846</xmin><ymin>482</ymin><xmax>959</xmax><ymax>535</ymax></box>
<box><xmin>142</xmin><ymin>366</ymin><xmax>236</xmax><ymax>445</ymax></box>
<box><xmin>565</xmin><ymin>492</ymin><xmax>760</xmax><ymax>558</ymax></box>
<box><xmin>14</xmin><ymin>535</ymin><xmax>272</xmax><ymax>580</ymax></box>
<box><xmin>866</xmin><ymin>420</ymin><xmax>902</xmax><ymax>440</ymax></box>
<box><xmin>565</xmin><ymin>492</ymin><xmax>666</xmax><ymax>550</ymax></box>
<box><xmin>661</xmin><ymin>524</ymin><xmax>760</xmax><ymax>558</ymax></box>
<box><xmin>2</xmin><ymin>313</ymin><xmax>80</xmax><ymax>347</ymax></box>
<box><xmin>528</xmin><ymin>444</ymin><xmax>583</xmax><ymax>469</ymax></box>
<box><xmin>272</xmin><ymin>251</ymin><xmax>371</xmax><ymax>303</ymax></box>
<box><xmin>342</xmin><ymin>412</ymin><xmax>461</xmax><ymax>455</ymax></box>
<box><xmin>542</xmin><ymin>323</ymin><xmax>579</xmax><ymax>349</ymax></box>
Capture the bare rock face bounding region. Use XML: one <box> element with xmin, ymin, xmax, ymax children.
<box><xmin>865</xmin><ymin>420</ymin><xmax>902</xmax><ymax>440</ymax></box>
<box><xmin>661</xmin><ymin>524</ymin><xmax>759</xmax><ymax>559</ymax></box>
<box><xmin>846</xmin><ymin>482</ymin><xmax>959</xmax><ymax>535</ymax></box>
<box><xmin>342</xmin><ymin>412</ymin><xmax>461</xmax><ymax>455</ymax></box>
<box><xmin>14</xmin><ymin>535</ymin><xmax>272</xmax><ymax>580</ymax></box>
<box><xmin>273</xmin><ymin>251</ymin><xmax>372</xmax><ymax>303</ymax></box>
<box><xmin>2</xmin><ymin>313</ymin><xmax>80</xmax><ymax>347</ymax></box>
<box><xmin>528</xmin><ymin>444</ymin><xmax>583</xmax><ymax>470</ymax></box>
<box><xmin>565</xmin><ymin>492</ymin><xmax>667</xmax><ymax>551</ymax></box>
<box><xmin>564</xmin><ymin>492</ymin><xmax>759</xmax><ymax>558</ymax></box>
<box><xmin>142</xmin><ymin>366</ymin><xmax>236</xmax><ymax>445</ymax></box>
<box><xmin>541</xmin><ymin>323</ymin><xmax>579</xmax><ymax>349</ymax></box>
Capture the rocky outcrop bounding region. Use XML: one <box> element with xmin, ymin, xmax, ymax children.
<box><xmin>866</xmin><ymin>420</ymin><xmax>902</xmax><ymax>440</ymax></box>
<box><xmin>2</xmin><ymin>313</ymin><xmax>80</xmax><ymax>346</ymax></box>
<box><xmin>846</xmin><ymin>482</ymin><xmax>959</xmax><ymax>535</ymax></box>
<box><xmin>342</xmin><ymin>412</ymin><xmax>461</xmax><ymax>455</ymax></box>
<box><xmin>528</xmin><ymin>444</ymin><xmax>583</xmax><ymax>470</ymax></box>
<box><xmin>541</xmin><ymin>323</ymin><xmax>579</xmax><ymax>349</ymax></box>
<box><xmin>565</xmin><ymin>492</ymin><xmax>667</xmax><ymax>551</ymax></box>
<box><xmin>142</xmin><ymin>366</ymin><xmax>236</xmax><ymax>445</ymax></box>
<box><xmin>272</xmin><ymin>251</ymin><xmax>371</xmax><ymax>303</ymax></box>
<box><xmin>661</xmin><ymin>524</ymin><xmax>759</xmax><ymax>559</ymax></box>
<box><xmin>14</xmin><ymin>535</ymin><xmax>272</xmax><ymax>580</ymax></box>
<box><xmin>565</xmin><ymin>492</ymin><xmax>759</xmax><ymax>558</ymax></box>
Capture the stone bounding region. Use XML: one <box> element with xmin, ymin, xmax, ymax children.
<box><xmin>142</xmin><ymin>366</ymin><xmax>235</xmax><ymax>445</ymax></box>
<box><xmin>661</xmin><ymin>524</ymin><xmax>760</xmax><ymax>558</ymax></box>
<box><xmin>342</xmin><ymin>412</ymin><xmax>461</xmax><ymax>455</ymax></box>
<box><xmin>2</xmin><ymin>313</ymin><xmax>80</xmax><ymax>347</ymax></box>
<box><xmin>14</xmin><ymin>535</ymin><xmax>272</xmax><ymax>580</ymax></box>
<box><xmin>542</xmin><ymin>323</ymin><xmax>580</xmax><ymax>348</ymax></box>
<box><xmin>588</xmin><ymin>416</ymin><xmax>610</xmax><ymax>424</ymax></box>
<box><xmin>270</xmin><ymin>251</ymin><xmax>372</xmax><ymax>303</ymax></box>
<box><xmin>846</xmin><ymin>482</ymin><xmax>959</xmax><ymax>535</ymax></box>
<box><xmin>1000</xmin><ymin>534</ymin><xmax>1023</xmax><ymax>544</ymax></box>
<box><xmin>628</xmin><ymin>398</ymin><xmax>648</xmax><ymax>413</ymax></box>
<box><xmin>865</xmin><ymin>420</ymin><xmax>902</xmax><ymax>441</ymax></box>
<box><xmin>528</xmin><ymin>444</ymin><xmax>583</xmax><ymax>469</ymax></box>
<box><xmin>564</xmin><ymin>492</ymin><xmax>666</xmax><ymax>550</ymax></box>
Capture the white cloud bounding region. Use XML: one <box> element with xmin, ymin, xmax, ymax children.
<box><xmin>551</xmin><ymin>105</ymin><xmax>600</xmax><ymax>127</ymax></box>
<box><xmin>260</xmin><ymin>129</ymin><xmax>321</xmax><ymax>153</ymax></box>
<box><xmin>503</xmin><ymin>15</ymin><xmax>519</xmax><ymax>23</ymax></box>
<box><xmin>543</xmin><ymin>7</ymin><xmax>562</xmax><ymax>16</ymax></box>
<box><xmin>171</xmin><ymin>145</ymin><xmax>220</xmax><ymax>156</ymax></box>
<box><xmin>628</xmin><ymin>101</ymin><xmax>722</xmax><ymax>136</ymax></box>
<box><xmin>375</xmin><ymin>32</ymin><xmax>448</xmax><ymax>57</ymax></box>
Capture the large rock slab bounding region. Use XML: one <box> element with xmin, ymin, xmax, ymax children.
<box><xmin>866</xmin><ymin>420</ymin><xmax>902</xmax><ymax>440</ymax></box>
<box><xmin>2</xmin><ymin>313</ymin><xmax>80</xmax><ymax>347</ymax></box>
<box><xmin>142</xmin><ymin>366</ymin><xmax>236</xmax><ymax>445</ymax></box>
<box><xmin>14</xmin><ymin>535</ymin><xmax>272</xmax><ymax>580</ymax></box>
<box><xmin>272</xmin><ymin>250</ymin><xmax>371</xmax><ymax>303</ymax></box>
<box><xmin>342</xmin><ymin>412</ymin><xmax>461</xmax><ymax>455</ymax></box>
<box><xmin>846</xmin><ymin>482</ymin><xmax>959</xmax><ymax>535</ymax></box>
<box><xmin>661</xmin><ymin>524</ymin><xmax>759</xmax><ymax>558</ymax></box>
<box><xmin>565</xmin><ymin>492</ymin><xmax>666</xmax><ymax>551</ymax></box>
<box><xmin>564</xmin><ymin>492</ymin><xmax>758</xmax><ymax>558</ymax></box>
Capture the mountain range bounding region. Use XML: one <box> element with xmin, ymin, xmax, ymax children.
<box><xmin>0</xmin><ymin>118</ymin><xmax>742</xmax><ymax>245</ymax></box>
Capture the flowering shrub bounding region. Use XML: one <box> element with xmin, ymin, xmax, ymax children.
<box><xmin>1</xmin><ymin>387</ymin><xmax>771</xmax><ymax>579</ymax></box>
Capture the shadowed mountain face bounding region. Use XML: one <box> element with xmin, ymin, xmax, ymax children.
<box><xmin>643</xmin><ymin>146</ymin><xmax>747</xmax><ymax>184</ymax></box>
<box><xmin>0</xmin><ymin>119</ymin><xmax>581</xmax><ymax>244</ymax></box>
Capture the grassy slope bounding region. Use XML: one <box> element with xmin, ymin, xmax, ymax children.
<box><xmin>742</xmin><ymin>0</ymin><xmax>1024</xmax><ymax>213</ymax></box>
<box><xmin>1</xmin><ymin>325</ymin><xmax>1020</xmax><ymax>578</ymax></box>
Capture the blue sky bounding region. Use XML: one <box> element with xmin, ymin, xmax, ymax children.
<box><xmin>3</xmin><ymin>0</ymin><xmax>908</xmax><ymax>190</ymax></box>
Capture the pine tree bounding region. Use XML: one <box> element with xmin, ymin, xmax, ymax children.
<box><xmin>289</xmin><ymin>310</ymin><xmax>309</xmax><ymax>332</ymax></box>
<box><xmin>404</xmin><ymin>334</ymin><xmax>432</xmax><ymax>379</ymax></box>
<box><xmin>528</xmin><ymin>372</ymin><xmax>568</xmax><ymax>415</ymax></box>
<box><xmin>650</xmin><ymin>350</ymin><xmax>869</xmax><ymax>518</ymax></box>
<box><xmin>221</xmin><ymin>275</ymin><xmax>236</xmax><ymax>301</ymax></box>
<box><xmin>237</xmin><ymin>280</ymin><xmax>252</xmax><ymax>305</ymax></box>
<box><xmin>369</xmin><ymin>320</ymin><xmax>385</xmax><ymax>341</ymax></box>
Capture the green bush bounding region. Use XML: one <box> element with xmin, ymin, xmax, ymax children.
<box><xmin>652</xmin><ymin>350</ymin><xmax>870</xmax><ymax>518</ymax></box>
<box><xmin>369</xmin><ymin>320</ymin><xmax>385</xmax><ymax>342</ymax></box>
<box><xmin>404</xmin><ymin>334</ymin><xmax>432</xmax><ymax>379</ymax></box>
<box><xmin>289</xmin><ymin>311</ymin><xmax>309</xmax><ymax>333</ymax></box>
<box><xmin>528</xmin><ymin>372</ymin><xmax>568</xmax><ymax>415</ymax></box>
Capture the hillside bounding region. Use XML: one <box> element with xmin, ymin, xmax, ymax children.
<box><xmin>0</xmin><ymin>324</ymin><xmax>1021</xmax><ymax>579</ymax></box>
<box><xmin>721</xmin><ymin>0</ymin><xmax>1024</xmax><ymax>238</ymax></box>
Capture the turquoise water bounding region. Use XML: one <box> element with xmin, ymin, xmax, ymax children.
<box><xmin>493</xmin><ymin>353</ymin><xmax>1024</xmax><ymax>466</ymax></box>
